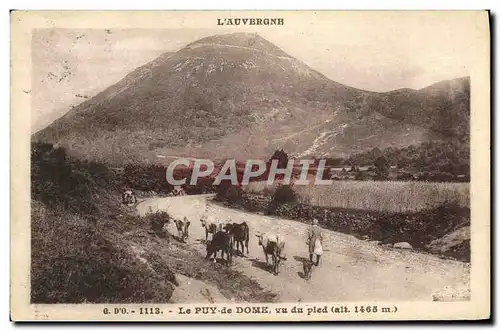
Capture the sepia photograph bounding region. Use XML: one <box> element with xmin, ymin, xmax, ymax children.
<box><xmin>10</xmin><ymin>10</ymin><xmax>490</xmax><ymax>321</ymax></box>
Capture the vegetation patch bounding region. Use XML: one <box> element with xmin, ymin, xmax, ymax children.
<box><xmin>31</xmin><ymin>202</ymin><xmax>177</xmax><ymax>303</ymax></box>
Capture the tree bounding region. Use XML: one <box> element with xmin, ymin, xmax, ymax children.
<box><xmin>268</xmin><ymin>149</ymin><xmax>289</xmax><ymax>169</ymax></box>
<box><xmin>215</xmin><ymin>181</ymin><xmax>244</xmax><ymax>204</ymax></box>
<box><xmin>268</xmin><ymin>185</ymin><xmax>297</xmax><ymax>214</ymax></box>
<box><xmin>374</xmin><ymin>156</ymin><xmax>389</xmax><ymax>179</ymax></box>
<box><xmin>325</xmin><ymin>157</ymin><xmax>344</xmax><ymax>167</ymax></box>
<box><xmin>355</xmin><ymin>170</ymin><xmax>366</xmax><ymax>181</ymax></box>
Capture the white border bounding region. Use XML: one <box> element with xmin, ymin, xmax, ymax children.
<box><xmin>4</xmin><ymin>2</ymin><xmax>497</xmax><ymax>330</ymax></box>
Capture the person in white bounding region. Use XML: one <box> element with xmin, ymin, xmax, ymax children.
<box><xmin>306</xmin><ymin>219</ymin><xmax>324</xmax><ymax>266</ymax></box>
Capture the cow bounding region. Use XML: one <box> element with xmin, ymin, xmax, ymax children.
<box><xmin>205</xmin><ymin>231</ymin><xmax>233</xmax><ymax>266</ymax></box>
<box><xmin>255</xmin><ymin>232</ymin><xmax>286</xmax><ymax>275</ymax></box>
<box><xmin>174</xmin><ymin>217</ymin><xmax>190</xmax><ymax>242</ymax></box>
<box><xmin>224</xmin><ymin>222</ymin><xmax>250</xmax><ymax>256</ymax></box>
<box><xmin>200</xmin><ymin>216</ymin><xmax>223</xmax><ymax>241</ymax></box>
<box><xmin>200</xmin><ymin>216</ymin><xmax>224</xmax><ymax>241</ymax></box>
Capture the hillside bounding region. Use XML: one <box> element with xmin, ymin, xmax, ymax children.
<box><xmin>367</xmin><ymin>77</ymin><xmax>470</xmax><ymax>142</ymax></box>
<box><xmin>33</xmin><ymin>33</ymin><xmax>469</xmax><ymax>163</ymax></box>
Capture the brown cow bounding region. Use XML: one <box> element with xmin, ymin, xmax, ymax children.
<box><xmin>256</xmin><ymin>232</ymin><xmax>286</xmax><ymax>275</ymax></box>
<box><xmin>224</xmin><ymin>222</ymin><xmax>250</xmax><ymax>256</ymax></box>
<box><xmin>200</xmin><ymin>216</ymin><xmax>221</xmax><ymax>241</ymax></box>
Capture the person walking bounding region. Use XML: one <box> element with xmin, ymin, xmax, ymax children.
<box><xmin>307</xmin><ymin>219</ymin><xmax>324</xmax><ymax>266</ymax></box>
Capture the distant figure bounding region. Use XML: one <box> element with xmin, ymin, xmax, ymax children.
<box><xmin>122</xmin><ymin>190</ymin><xmax>137</xmax><ymax>205</ymax></box>
<box><xmin>172</xmin><ymin>186</ymin><xmax>185</xmax><ymax>196</ymax></box>
<box><xmin>307</xmin><ymin>219</ymin><xmax>323</xmax><ymax>266</ymax></box>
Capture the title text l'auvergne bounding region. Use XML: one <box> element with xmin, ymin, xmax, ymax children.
<box><xmin>217</xmin><ymin>18</ymin><xmax>284</xmax><ymax>26</ymax></box>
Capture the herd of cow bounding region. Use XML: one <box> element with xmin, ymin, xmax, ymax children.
<box><xmin>171</xmin><ymin>215</ymin><xmax>288</xmax><ymax>275</ymax></box>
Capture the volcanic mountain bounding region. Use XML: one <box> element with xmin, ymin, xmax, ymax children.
<box><xmin>33</xmin><ymin>33</ymin><xmax>469</xmax><ymax>163</ymax></box>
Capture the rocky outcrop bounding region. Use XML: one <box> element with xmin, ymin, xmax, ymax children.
<box><xmin>426</xmin><ymin>226</ymin><xmax>470</xmax><ymax>261</ymax></box>
<box><xmin>393</xmin><ymin>242</ymin><xmax>413</xmax><ymax>249</ymax></box>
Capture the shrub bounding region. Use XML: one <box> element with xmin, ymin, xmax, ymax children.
<box><xmin>272</xmin><ymin>185</ymin><xmax>298</xmax><ymax>204</ymax></box>
<box><xmin>355</xmin><ymin>170</ymin><xmax>366</xmax><ymax>180</ymax></box>
<box><xmin>144</xmin><ymin>210</ymin><xmax>171</xmax><ymax>234</ymax></box>
<box><xmin>268</xmin><ymin>185</ymin><xmax>297</xmax><ymax>214</ymax></box>
<box><xmin>182</xmin><ymin>177</ymin><xmax>216</xmax><ymax>195</ymax></box>
<box><xmin>31</xmin><ymin>142</ymin><xmax>119</xmax><ymax>216</ymax></box>
<box><xmin>226</xmin><ymin>186</ymin><xmax>244</xmax><ymax>204</ymax></box>
<box><xmin>374</xmin><ymin>155</ymin><xmax>389</xmax><ymax>179</ymax></box>
<box><xmin>215</xmin><ymin>181</ymin><xmax>245</xmax><ymax>205</ymax></box>
<box><xmin>124</xmin><ymin>163</ymin><xmax>174</xmax><ymax>194</ymax></box>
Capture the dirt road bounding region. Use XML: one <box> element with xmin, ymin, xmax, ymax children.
<box><xmin>137</xmin><ymin>195</ymin><xmax>470</xmax><ymax>302</ymax></box>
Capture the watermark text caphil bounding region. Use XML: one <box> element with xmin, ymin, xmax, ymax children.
<box><xmin>166</xmin><ymin>158</ymin><xmax>334</xmax><ymax>186</ymax></box>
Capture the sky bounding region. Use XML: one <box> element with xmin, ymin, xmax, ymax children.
<box><xmin>30</xmin><ymin>12</ymin><xmax>478</xmax><ymax>132</ymax></box>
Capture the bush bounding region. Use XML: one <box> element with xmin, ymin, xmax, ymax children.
<box><xmin>144</xmin><ymin>210</ymin><xmax>171</xmax><ymax>234</ymax></box>
<box><xmin>268</xmin><ymin>185</ymin><xmax>297</xmax><ymax>214</ymax></box>
<box><xmin>124</xmin><ymin>163</ymin><xmax>174</xmax><ymax>194</ymax></box>
<box><xmin>397</xmin><ymin>173</ymin><xmax>414</xmax><ymax>181</ymax></box>
<box><xmin>272</xmin><ymin>185</ymin><xmax>298</xmax><ymax>204</ymax></box>
<box><xmin>354</xmin><ymin>170</ymin><xmax>366</xmax><ymax>180</ymax></box>
<box><xmin>227</xmin><ymin>186</ymin><xmax>244</xmax><ymax>204</ymax></box>
<box><xmin>425</xmin><ymin>172</ymin><xmax>456</xmax><ymax>183</ymax></box>
<box><xmin>215</xmin><ymin>181</ymin><xmax>245</xmax><ymax>205</ymax></box>
<box><xmin>31</xmin><ymin>142</ymin><xmax>119</xmax><ymax>216</ymax></box>
<box><xmin>182</xmin><ymin>177</ymin><xmax>216</xmax><ymax>195</ymax></box>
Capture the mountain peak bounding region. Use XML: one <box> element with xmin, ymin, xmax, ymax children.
<box><xmin>34</xmin><ymin>31</ymin><xmax>469</xmax><ymax>163</ymax></box>
<box><xmin>185</xmin><ymin>32</ymin><xmax>292</xmax><ymax>58</ymax></box>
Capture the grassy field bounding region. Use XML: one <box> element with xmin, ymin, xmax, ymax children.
<box><xmin>243</xmin><ymin>180</ymin><xmax>469</xmax><ymax>213</ymax></box>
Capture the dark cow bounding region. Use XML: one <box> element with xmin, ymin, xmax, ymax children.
<box><xmin>174</xmin><ymin>217</ymin><xmax>190</xmax><ymax>242</ymax></box>
<box><xmin>224</xmin><ymin>222</ymin><xmax>250</xmax><ymax>256</ymax></box>
<box><xmin>256</xmin><ymin>232</ymin><xmax>286</xmax><ymax>275</ymax></box>
<box><xmin>205</xmin><ymin>231</ymin><xmax>233</xmax><ymax>266</ymax></box>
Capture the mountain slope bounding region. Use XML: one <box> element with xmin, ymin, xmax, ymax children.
<box><xmin>33</xmin><ymin>33</ymin><xmax>469</xmax><ymax>163</ymax></box>
<box><xmin>368</xmin><ymin>77</ymin><xmax>470</xmax><ymax>141</ymax></box>
<box><xmin>290</xmin><ymin>77</ymin><xmax>469</xmax><ymax>158</ymax></box>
